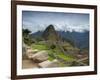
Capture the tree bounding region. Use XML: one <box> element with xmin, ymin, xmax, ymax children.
<box><xmin>22</xmin><ymin>29</ymin><xmax>33</xmax><ymax>45</ymax></box>
<box><xmin>50</xmin><ymin>44</ymin><xmax>56</xmax><ymax>49</ymax></box>
<box><xmin>23</xmin><ymin>29</ymin><xmax>31</xmax><ymax>37</ymax></box>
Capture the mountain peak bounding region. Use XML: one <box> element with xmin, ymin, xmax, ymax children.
<box><xmin>42</xmin><ymin>24</ymin><xmax>61</xmax><ymax>41</ymax></box>
<box><xmin>47</xmin><ymin>24</ymin><xmax>54</xmax><ymax>29</ymax></box>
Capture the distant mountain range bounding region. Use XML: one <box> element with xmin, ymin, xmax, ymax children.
<box><xmin>57</xmin><ymin>30</ymin><xmax>89</xmax><ymax>49</ymax></box>
<box><xmin>30</xmin><ymin>25</ymin><xmax>89</xmax><ymax>49</ymax></box>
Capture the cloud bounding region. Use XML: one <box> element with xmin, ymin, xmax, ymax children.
<box><xmin>22</xmin><ymin>11</ymin><xmax>89</xmax><ymax>33</ymax></box>
<box><xmin>23</xmin><ymin>21</ymin><xmax>89</xmax><ymax>33</ymax></box>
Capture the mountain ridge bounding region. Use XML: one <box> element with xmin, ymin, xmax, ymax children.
<box><xmin>30</xmin><ymin>25</ymin><xmax>89</xmax><ymax>49</ymax></box>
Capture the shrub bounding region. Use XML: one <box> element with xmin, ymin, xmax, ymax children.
<box><xmin>50</xmin><ymin>44</ymin><xmax>56</xmax><ymax>49</ymax></box>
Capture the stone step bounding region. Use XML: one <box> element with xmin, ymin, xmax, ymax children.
<box><xmin>38</xmin><ymin>59</ymin><xmax>59</xmax><ymax>68</ymax></box>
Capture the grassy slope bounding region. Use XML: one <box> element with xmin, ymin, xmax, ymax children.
<box><xmin>31</xmin><ymin>42</ymin><xmax>76</xmax><ymax>66</ymax></box>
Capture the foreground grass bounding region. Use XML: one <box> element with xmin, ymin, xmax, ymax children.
<box><xmin>57</xmin><ymin>53</ymin><xmax>75</xmax><ymax>62</ymax></box>
<box><xmin>31</xmin><ymin>43</ymin><xmax>48</xmax><ymax>50</ymax></box>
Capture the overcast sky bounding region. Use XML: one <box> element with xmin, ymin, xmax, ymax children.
<box><xmin>22</xmin><ymin>11</ymin><xmax>89</xmax><ymax>33</ymax></box>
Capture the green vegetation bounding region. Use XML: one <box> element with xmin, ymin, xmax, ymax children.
<box><xmin>50</xmin><ymin>44</ymin><xmax>56</xmax><ymax>49</ymax></box>
<box><xmin>57</xmin><ymin>53</ymin><xmax>75</xmax><ymax>62</ymax></box>
<box><xmin>23</xmin><ymin>29</ymin><xmax>31</xmax><ymax>36</ymax></box>
<box><xmin>30</xmin><ymin>41</ymin><xmax>76</xmax><ymax>63</ymax></box>
<box><xmin>31</xmin><ymin>43</ymin><xmax>48</xmax><ymax>50</ymax></box>
<box><xmin>48</xmin><ymin>52</ymin><xmax>56</xmax><ymax>61</ymax></box>
<box><xmin>23</xmin><ymin>29</ymin><xmax>34</xmax><ymax>45</ymax></box>
<box><xmin>35</xmin><ymin>37</ymin><xmax>43</xmax><ymax>42</ymax></box>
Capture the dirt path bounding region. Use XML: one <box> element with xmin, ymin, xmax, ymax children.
<box><xmin>22</xmin><ymin>59</ymin><xmax>39</xmax><ymax>69</ymax></box>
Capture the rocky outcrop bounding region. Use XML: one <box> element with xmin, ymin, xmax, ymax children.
<box><xmin>31</xmin><ymin>51</ymin><xmax>49</xmax><ymax>62</ymax></box>
<box><xmin>26</xmin><ymin>49</ymin><xmax>39</xmax><ymax>59</ymax></box>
